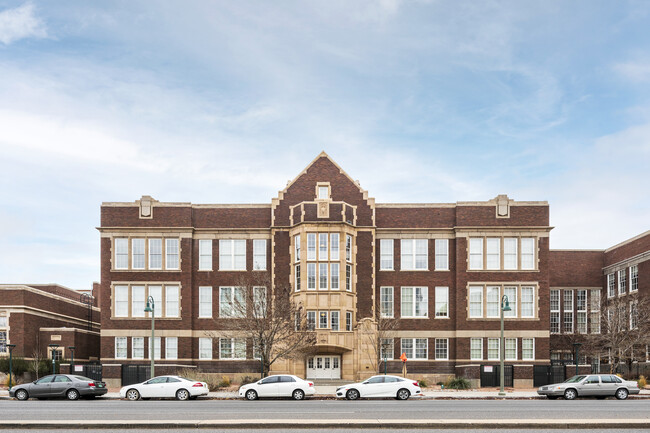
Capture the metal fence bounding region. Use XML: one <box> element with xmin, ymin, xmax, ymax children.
<box><xmin>479</xmin><ymin>365</ymin><xmax>513</xmax><ymax>387</ymax></box>
<box><xmin>533</xmin><ymin>365</ymin><xmax>565</xmax><ymax>387</ymax></box>
<box><xmin>68</xmin><ymin>363</ymin><xmax>103</xmax><ymax>381</ymax></box>
<box><xmin>121</xmin><ymin>364</ymin><xmax>151</xmax><ymax>386</ymax></box>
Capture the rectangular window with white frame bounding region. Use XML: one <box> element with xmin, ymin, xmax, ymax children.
<box><xmin>435</xmin><ymin>286</ymin><xmax>448</xmax><ymax>318</ymax></box>
<box><xmin>115</xmin><ymin>238</ymin><xmax>128</xmax><ymax>269</ymax></box>
<box><xmin>576</xmin><ymin>289</ymin><xmax>587</xmax><ymax>334</ymax></box>
<box><xmin>330</xmin><ymin>233</ymin><xmax>339</xmax><ymax>260</ymax></box>
<box><xmin>504</xmin><ymin>286</ymin><xmax>517</xmax><ymax>318</ymax></box>
<box><xmin>380</xmin><ymin>338</ymin><xmax>394</xmax><ymax>360</ymax></box>
<box><xmin>253</xmin><ymin>286</ymin><xmax>267</xmax><ymax>318</ymax></box>
<box><xmin>319</xmin><ymin>263</ymin><xmax>328</xmax><ymax>290</ymax></box>
<box><xmin>503</xmin><ymin>238</ymin><xmax>517</xmax><ymax>270</ymax></box>
<box><xmin>469</xmin><ymin>286</ymin><xmax>483</xmax><ymax>318</ymax></box>
<box><xmin>469</xmin><ymin>238</ymin><xmax>483</xmax><ymax>270</ymax></box>
<box><xmin>115</xmin><ymin>337</ymin><xmax>127</xmax><ymax>359</ymax></box>
<box><xmin>307</xmin><ymin>233</ymin><xmax>316</xmax><ymax>260</ymax></box>
<box><xmin>132</xmin><ymin>337</ymin><xmax>144</xmax><ymax>359</ymax></box>
<box><xmin>199</xmin><ymin>239</ymin><xmax>212</xmax><ymax>271</ymax></box>
<box><xmin>486</xmin><ymin>286</ymin><xmax>500</xmax><ymax>318</ymax></box>
<box><xmin>520</xmin><ymin>238</ymin><xmax>535</xmax><ymax>270</ymax></box>
<box><xmin>486</xmin><ymin>238</ymin><xmax>500</xmax><ymax>270</ymax></box>
<box><xmin>607</xmin><ymin>273</ymin><xmax>616</xmax><ymax>298</ymax></box>
<box><xmin>380</xmin><ymin>287</ymin><xmax>394</xmax><ymax>318</ymax></box>
<box><xmin>346</xmin><ymin>311</ymin><xmax>352</xmax><ymax>331</ymax></box>
<box><xmin>380</xmin><ymin>239</ymin><xmax>394</xmax><ymax>270</ymax></box>
<box><xmin>114</xmin><ymin>285</ymin><xmax>129</xmax><ymax>317</ymax></box>
<box><xmin>295</xmin><ymin>264</ymin><xmax>301</xmax><ymax>292</ymax></box>
<box><xmin>166</xmin><ymin>336</ymin><xmax>178</xmax><ymax>360</ymax></box>
<box><xmin>219</xmin><ymin>240</ymin><xmax>246</xmax><ymax>271</ymax></box>
<box><xmin>131</xmin><ymin>286</ymin><xmax>145</xmax><ymax>318</ymax></box>
<box><xmin>630</xmin><ymin>301</ymin><xmax>639</xmax><ymax>330</ymax></box>
<box><xmin>401</xmin><ymin>338</ymin><xmax>428</xmax><ymax>360</ymax></box>
<box><xmin>521</xmin><ymin>286</ymin><xmax>535</xmax><ymax>318</ymax></box>
<box><xmin>132</xmin><ymin>238</ymin><xmax>145</xmax><ymax>269</ymax></box>
<box><xmin>165</xmin><ymin>239</ymin><xmax>179</xmax><ymax>269</ymax></box>
<box><xmin>590</xmin><ymin>289</ymin><xmax>600</xmax><ymax>334</ymax></box>
<box><xmin>630</xmin><ymin>265</ymin><xmax>638</xmax><ymax>292</ymax></box>
<box><xmin>505</xmin><ymin>338</ymin><xmax>517</xmax><ymax>360</ymax></box>
<box><xmin>307</xmin><ymin>263</ymin><xmax>316</xmax><ymax>290</ymax></box>
<box><xmin>330</xmin><ymin>263</ymin><xmax>339</xmax><ymax>290</ymax></box>
<box><xmin>401</xmin><ymin>287</ymin><xmax>428</xmax><ymax>318</ymax></box>
<box><xmin>330</xmin><ymin>311</ymin><xmax>340</xmax><ymax>331</ymax></box>
<box><xmin>318</xmin><ymin>311</ymin><xmax>328</xmax><ymax>329</ymax></box>
<box><xmin>487</xmin><ymin>338</ymin><xmax>499</xmax><ymax>360</ymax></box>
<box><xmin>346</xmin><ymin>235</ymin><xmax>352</xmax><ymax>262</ymax></box>
<box><xmin>199</xmin><ymin>337</ymin><xmax>212</xmax><ymax>360</ymax></box>
<box><xmin>435</xmin><ymin>338</ymin><xmax>448</xmax><ymax>360</ymax></box>
<box><xmin>220</xmin><ymin>338</ymin><xmax>246</xmax><ymax>359</ymax></box>
<box><xmin>563</xmin><ymin>290</ymin><xmax>573</xmax><ymax>333</ymax></box>
<box><xmin>149</xmin><ymin>238</ymin><xmax>162</xmax><ymax>270</ymax></box>
<box><xmin>319</xmin><ymin>233</ymin><xmax>328</xmax><ymax>261</ymax></box>
<box><xmin>306</xmin><ymin>311</ymin><xmax>316</xmax><ymax>330</ymax></box>
<box><xmin>346</xmin><ymin>264</ymin><xmax>352</xmax><ymax>291</ymax></box>
<box><xmin>401</xmin><ymin>239</ymin><xmax>428</xmax><ymax>270</ymax></box>
<box><xmin>550</xmin><ymin>289</ymin><xmax>560</xmax><ymax>333</ymax></box>
<box><xmin>165</xmin><ymin>286</ymin><xmax>180</xmax><ymax>318</ymax></box>
<box><xmin>294</xmin><ymin>234</ymin><xmax>301</xmax><ymax>262</ymax></box>
<box><xmin>435</xmin><ymin>239</ymin><xmax>449</xmax><ymax>271</ymax></box>
<box><xmin>618</xmin><ymin>269</ymin><xmax>626</xmax><ymax>295</ymax></box>
<box><xmin>522</xmin><ymin>338</ymin><xmax>535</xmax><ymax>361</ymax></box>
<box><xmin>470</xmin><ymin>338</ymin><xmax>483</xmax><ymax>360</ymax></box>
<box><xmin>253</xmin><ymin>239</ymin><xmax>267</xmax><ymax>270</ymax></box>
<box><xmin>219</xmin><ymin>287</ymin><xmax>245</xmax><ymax>318</ymax></box>
<box><xmin>199</xmin><ymin>286</ymin><xmax>212</xmax><ymax>318</ymax></box>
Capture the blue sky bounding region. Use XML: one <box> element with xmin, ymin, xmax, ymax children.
<box><xmin>1</xmin><ymin>1</ymin><xmax>649</xmax><ymax>290</ymax></box>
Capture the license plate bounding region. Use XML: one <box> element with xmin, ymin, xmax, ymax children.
<box><xmin>96</xmin><ymin>384</ymin><xmax>104</xmax><ymax>388</ymax></box>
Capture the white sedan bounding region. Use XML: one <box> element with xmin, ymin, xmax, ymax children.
<box><xmin>238</xmin><ymin>374</ymin><xmax>315</xmax><ymax>400</ymax></box>
<box><xmin>335</xmin><ymin>375</ymin><xmax>422</xmax><ymax>400</ymax></box>
<box><xmin>120</xmin><ymin>375</ymin><xmax>209</xmax><ymax>401</ymax></box>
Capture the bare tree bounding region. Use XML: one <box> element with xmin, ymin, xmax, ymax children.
<box><xmin>358</xmin><ymin>312</ymin><xmax>400</xmax><ymax>375</ymax></box>
<box><xmin>28</xmin><ymin>350</ymin><xmax>42</xmax><ymax>380</ymax></box>
<box><xmin>585</xmin><ymin>294</ymin><xmax>650</xmax><ymax>374</ymax></box>
<box><xmin>208</xmin><ymin>273</ymin><xmax>316</xmax><ymax>377</ymax></box>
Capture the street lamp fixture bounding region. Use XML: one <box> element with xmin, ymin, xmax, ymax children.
<box><xmin>48</xmin><ymin>344</ymin><xmax>59</xmax><ymax>375</ymax></box>
<box><xmin>68</xmin><ymin>346</ymin><xmax>76</xmax><ymax>374</ymax></box>
<box><xmin>573</xmin><ymin>342</ymin><xmax>583</xmax><ymax>377</ymax></box>
<box><xmin>499</xmin><ymin>295</ymin><xmax>511</xmax><ymax>397</ymax></box>
<box><xmin>144</xmin><ymin>296</ymin><xmax>155</xmax><ymax>379</ymax></box>
<box><xmin>7</xmin><ymin>344</ymin><xmax>16</xmax><ymax>391</ymax></box>
<box><xmin>381</xmin><ymin>341</ymin><xmax>391</xmax><ymax>375</ymax></box>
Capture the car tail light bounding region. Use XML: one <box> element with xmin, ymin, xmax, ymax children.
<box><xmin>192</xmin><ymin>382</ymin><xmax>204</xmax><ymax>387</ymax></box>
<box><xmin>308</xmin><ymin>382</ymin><xmax>314</xmax><ymax>387</ymax></box>
<box><xmin>88</xmin><ymin>383</ymin><xmax>96</xmax><ymax>387</ymax></box>
<box><xmin>413</xmin><ymin>382</ymin><xmax>419</xmax><ymax>387</ymax></box>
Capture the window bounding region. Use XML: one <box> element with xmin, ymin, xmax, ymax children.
<box><xmin>380</xmin><ymin>338</ymin><xmax>394</xmax><ymax>360</ymax></box>
<box><xmin>346</xmin><ymin>235</ymin><xmax>352</xmax><ymax>262</ymax></box>
<box><xmin>319</xmin><ymin>263</ymin><xmax>328</xmax><ymax>290</ymax></box>
<box><xmin>630</xmin><ymin>265</ymin><xmax>638</xmax><ymax>292</ymax></box>
<box><xmin>576</xmin><ymin>290</ymin><xmax>587</xmax><ymax>334</ymax></box>
<box><xmin>166</xmin><ymin>239</ymin><xmax>179</xmax><ymax>269</ymax></box>
<box><xmin>318</xmin><ymin>311</ymin><xmax>328</xmax><ymax>329</ymax></box>
<box><xmin>319</xmin><ymin>233</ymin><xmax>328</xmax><ymax>261</ymax></box>
<box><xmin>131</xmin><ymin>286</ymin><xmax>145</xmax><ymax>318</ymax></box>
<box><xmin>148</xmin><ymin>286</ymin><xmax>162</xmax><ymax>318</ymax></box>
<box><xmin>220</xmin><ymin>338</ymin><xmax>246</xmax><ymax>359</ymax></box>
<box><xmin>253</xmin><ymin>287</ymin><xmax>266</xmax><ymax>318</ymax></box>
<box><xmin>346</xmin><ymin>311</ymin><xmax>352</xmax><ymax>331</ymax></box>
<box><xmin>435</xmin><ymin>338</ymin><xmax>448</xmax><ymax>360</ymax></box>
<box><xmin>550</xmin><ymin>289</ymin><xmax>560</xmax><ymax>333</ymax></box>
<box><xmin>166</xmin><ymin>336</ymin><xmax>179</xmax><ymax>359</ymax></box>
<box><xmin>521</xmin><ymin>286</ymin><xmax>534</xmax><ymax>318</ymax></box>
<box><xmin>294</xmin><ymin>235</ymin><xmax>301</xmax><ymax>262</ymax></box>
<box><xmin>307</xmin><ymin>263</ymin><xmax>316</xmax><ymax>290</ymax></box>
<box><xmin>148</xmin><ymin>337</ymin><xmax>161</xmax><ymax>360</ymax></box>
<box><xmin>503</xmin><ymin>238</ymin><xmax>517</xmax><ymax>270</ymax></box>
<box><xmin>165</xmin><ymin>286</ymin><xmax>179</xmax><ymax>317</ymax></box>
<box><xmin>307</xmin><ymin>234</ymin><xmax>316</xmax><ymax>260</ymax></box>
<box><xmin>487</xmin><ymin>338</ymin><xmax>499</xmax><ymax>360</ymax></box>
<box><xmin>198</xmin><ymin>240</ymin><xmax>212</xmax><ymax>271</ymax></box>
<box><xmin>331</xmin><ymin>311</ymin><xmax>340</xmax><ymax>331</ymax></box>
<box><xmin>115</xmin><ymin>337</ymin><xmax>127</xmax><ymax>359</ymax></box>
<box><xmin>522</xmin><ymin>338</ymin><xmax>535</xmax><ymax>360</ymax></box>
<box><xmin>631</xmin><ymin>301</ymin><xmax>639</xmax><ymax>330</ymax></box>
<box><xmin>504</xmin><ymin>286</ymin><xmax>517</xmax><ymax>318</ymax></box>
<box><xmin>618</xmin><ymin>269</ymin><xmax>626</xmax><ymax>295</ymax></box>
<box><xmin>318</xmin><ymin>186</ymin><xmax>329</xmax><ymax>199</ymax></box>
<box><xmin>132</xmin><ymin>337</ymin><xmax>144</xmax><ymax>359</ymax></box>
<box><xmin>401</xmin><ymin>287</ymin><xmax>428</xmax><ymax>318</ymax></box>
<box><xmin>469</xmin><ymin>238</ymin><xmax>483</xmax><ymax>270</ymax></box>
<box><xmin>435</xmin><ymin>287</ymin><xmax>448</xmax><ymax>318</ymax></box>
<box><xmin>469</xmin><ymin>286</ymin><xmax>483</xmax><ymax>318</ymax></box>
<box><xmin>590</xmin><ymin>289</ymin><xmax>601</xmax><ymax>334</ymax></box>
<box><xmin>219</xmin><ymin>240</ymin><xmax>246</xmax><ymax>270</ymax></box>
<box><xmin>470</xmin><ymin>338</ymin><xmax>483</xmax><ymax>360</ymax></box>
<box><xmin>486</xmin><ymin>238</ymin><xmax>500</xmax><ymax>270</ymax></box>
<box><xmin>295</xmin><ymin>264</ymin><xmax>301</xmax><ymax>292</ymax></box>
<box><xmin>563</xmin><ymin>290</ymin><xmax>573</xmax><ymax>333</ymax></box>
<box><xmin>505</xmin><ymin>338</ymin><xmax>517</xmax><ymax>360</ymax></box>
<box><xmin>149</xmin><ymin>239</ymin><xmax>162</xmax><ymax>269</ymax></box>
<box><xmin>115</xmin><ymin>285</ymin><xmax>129</xmax><ymax>317</ymax></box>
<box><xmin>331</xmin><ymin>263</ymin><xmax>339</xmax><ymax>290</ymax></box>
<box><xmin>401</xmin><ymin>338</ymin><xmax>428</xmax><ymax>360</ymax></box>
<box><xmin>380</xmin><ymin>239</ymin><xmax>394</xmax><ymax>270</ymax></box>
<box><xmin>199</xmin><ymin>338</ymin><xmax>212</xmax><ymax>360</ymax></box>
<box><xmin>253</xmin><ymin>239</ymin><xmax>267</xmax><ymax>270</ymax></box>
<box><xmin>219</xmin><ymin>287</ymin><xmax>245</xmax><ymax>317</ymax></box>
<box><xmin>330</xmin><ymin>233</ymin><xmax>339</xmax><ymax>260</ymax></box>
<box><xmin>521</xmin><ymin>238</ymin><xmax>535</xmax><ymax>270</ymax></box>
<box><xmin>607</xmin><ymin>273</ymin><xmax>616</xmax><ymax>298</ymax></box>
<box><xmin>380</xmin><ymin>287</ymin><xmax>394</xmax><ymax>318</ymax></box>
<box><xmin>199</xmin><ymin>287</ymin><xmax>212</xmax><ymax>318</ymax></box>
<box><xmin>132</xmin><ymin>239</ymin><xmax>145</xmax><ymax>269</ymax></box>
<box><xmin>346</xmin><ymin>264</ymin><xmax>352</xmax><ymax>291</ymax></box>
<box><xmin>486</xmin><ymin>286</ymin><xmax>500</xmax><ymax>318</ymax></box>
<box><xmin>115</xmin><ymin>238</ymin><xmax>128</xmax><ymax>269</ymax></box>
<box><xmin>306</xmin><ymin>311</ymin><xmax>316</xmax><ymax>330</ymax></box>
<box><xmin>435</xmin><ymin>239</ymin><xmax>449</xmax><ymax>271</ymax></box>
<box><xmin>401</xmin><ymin>239</ymin><xmax>428</xmax><ymax>270</ymax></box>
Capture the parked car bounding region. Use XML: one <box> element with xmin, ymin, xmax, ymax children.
<box><xmin>238</xmin><ymin>375</ymin><xmax>315</xmax><ymax>400</ymax></box>
<box><xmin>537</xmin><ymin>374</ymin><xmax>640</xmax><ymax>400</ymax></box>
<box><xmin>120</xmin><ymin>375</ymin><xmax>209</xmax><ymax>401</ymax></box>
<box><xmin>335</xmin><ymin>375</ymin><xmax>422</xmax><ymax>400</ymax></box>
<box><xmin>10</xmin><ymin>374</ymin><xmax>108</xmax><ymax>401</ymax></box>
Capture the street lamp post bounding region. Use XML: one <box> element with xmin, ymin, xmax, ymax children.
<box><xmin>381</xmin><ymin>341</ymin><xmax>390</xmax><ymax>375</ymax></box>
<box><xmin>7</xmin><ymin>344</ymin><xmax>16</xmax><ymax>391</ymax></box>
<box><xmin>144</xmin><ymin>296</ymin><xmax>155</xmax><ymax>379</ymax></box>
<box><xmin>573</xmin><ymin>342</ymin><xmax>583</xmax><ymax>377</ymax></box>
<box><xmin>68</xmin><ymin>346</ymin><xmax>76</xmax><ymax>374</ymax></box>
<box><xmin>499</xmin><ymin>295</ymin><xmax>511</xmax><ymax>397</ymax></box>
<box><xmin>48</xmin><ymin>344</ymin><xmax>59</xmax><ymax>375</ymax></box>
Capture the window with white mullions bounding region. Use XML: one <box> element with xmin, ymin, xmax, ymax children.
<box><xmin>165</xmin><ymin>239</ymin><xmax>179</xmax><ymax>269</ymax></box>
<box><xmin>380</xmin><ymin>287</ymin><xmax>394</xmax><ymax>318</ymax></box>
<box><xmin>401</xmin><ymin>239</ymin><xmax>428</xmax><ymax>270</ymax></box>
<box><xmin>166</xmin><ymin>337</ymin><xmax>178</xmax><ymax>360</ymax></box>
<box><xmin>521</xmin><ymin>286</ymin><xmax>534</xmax><ymax>318</ymax></box>
<box><xmin>346</xmin><ymin>311</ymin><xmax>352</xmax><ymax>331</ymax></box>
<box><xmin>503</xmin><ymin>238</ymin><xmax>517</xmax><ymax>270</ymax></box>
<box><xmin>434</xmin><ymin>239</ymin><xmax>448</xmax><ymax>271</ymax></box>
<box><xmin>521</xmin><ymin>238</ymin><xmax>535</xmax><ymax>270</ymax></box>
<box><xmin>132</xmin><ymin>239</ymin><xmax>145</xmax><ymax>269</ymax></box>
<box><xmin>319</xmin><ymin>233</ymin><xmax>328</xmax><ymax>261</ymax></box>
<box><xmin>522</xmin><ymin>338</ymin><xmax>535</xmax><ymax>360</ymax></box>
<box><xmin>505</xmin><ymin>338</ymin><xmax>517</xmax><ymax>360</ymax></box>
<box><xmin>486</xmin><ymin>238</ymin><xmax>500</xmax><ymax>270</ymax></box>
<box><xmin>253</xmin><ymin>287</ymin><xmax>267</xmax><ymax>318</ymax></box>
<box><xmin>401</xmin><ymin>287</ymin><xmax>428</xmax><ymax>318</ymax></box>
<box><xmin>630</xmin><ymin>266</ymin><xmax>638</xmax><ymax>292</ymax></box>
<box><xmin>307</xmin><ymin>233</ymin><xmax>316</xmax><ymax>260</ymax></box>
<box><xmin>307</xmin><ymin>263</ymin><xmax>316</xmax><ymax>290</ymax></box>
<box><xmin>253</xmin><ymin>239</ymin><xmax>267</xmax><ymax>270</ymax></box>
<box><xmin>346</xmin><ymin>264</ymin><xmax>352</xmax><ymax>291</ymax></box>
<box><xmin>590</xmin><ymin>289</ymin><xmax>600</xmax><ymax>334</ymax></box>
<box><xmin>330</xmin><ymin>311</ymin><xmax>340</xmax><ymax>331</ymax></box>
<box><xmin>470</xmin><ymin>338</ymin><xmax>483</xmax><ymax>360</ymax></box>
<box><xmin>165</xmin><ymin>286</ymin><xmax>179</xmax><ymax>317</ymax></box>
<box><xmin>318</xmin><ymin>311</ymin><xmax>328</xmax><ymax>329</ymax></box>
<box><xmin>401</xmin><ymin>338</ymin><xmax>428</xmax><ymax>360</ymax></box>
<box><xmin>132</xmin><ymin>337</ymin><xmax>144</xmax><ymax>359</ymax></box>
<box><xmin>319</xmin><ymin>263</ymin><xmax>328</xmax><ymax>290</ymax></box>
<box><xmin>486</xmin><ymin>286</ymin><xmax>500</xmax><ymax>318</ymax></box>
<box><xmin>469</xmin><ymin>238</ymin><xmax>483</xmax><ymax>270</ymax></box>
<box><xmin>149</xmin><ymin>238</ymin><xmax>162</xmax><ymax>269</ymax></box>
<box><xmin>380</xmin><ymin>239</ymin><xmax>394</xmax><ymax>270</ymax></box>
<box><xmin>330</xmin><ymin>233</ymin><xmax>339</xmax><ymax>261</ymax></box>
<box><xmin>199</xmin><ymin>240</ymin><xmax>212</xmax><ymax>270</ymax></box>
<box><xmin>220</xmin><ymin>338</ymin><xmax>246</xmax><ymax>359</ymax></box>
<box><xmin>131</xmin><ymin>286</ymin><xmax>145</xmax><ymax>318</ymax></box>
<box><xmin>115</xmin><ymin>238</ymin><xmax>128</xmax><ymax>269</ymax></box>
<box><xmin>219</xmin><ymin>240</ymin><xmax>246</xmax><ymax>270</ymax></box>
<box><xmin>504</xmin><ymin>286</ymin><xmax>517</xmax><ymax>318</ymax></box>
<box><xmin>380</xmin><ymin>338</ymin><xmax>394</xmax><ymax>360</ymax></box>
<box><xmin>346</xmin><ymin>235</ymin><xmax>352</xmax><ymax>262</ymax></box>
<box><xmin>435</xmin><ymin>338</ymin><xmax>448</xmax><ymax>360</ymax></box>
<box><xmin>115</xmin><ymin>337</ymin><xmax>127</xmax><ymax>359</ymax></box>
<box><xmin>563</xmin><ymin>290</ymin><xmax>573</xmax><ymax>333</ymax></box>
<box><xmin>487</xmin><ymin>338</ymin><xmax>499</xmax><ymax>360</ymax></box>
<box><xmin>576</xmin><ymin>290</ymin><xmax>587</xmax><ymax>334</ymax></box>
<box><xmin>435</xmin><ymin>286</ymin><xmax>448</xmax><ymax>318</ymax></box>
<box><xmin>618</xmin><ymin>269</ymin><xmax>626</xmax><ymax>295</ymax></box>
<box><xmin>219</xmin><ymin>287</ymin><xmax>246</xmax><ymax>318</ymax></box>
<box><xmin>199</xmin><ymin>287</ymin><xmax>212</xmax><ymax>318</ymax></box>
<box><xmin>330</xmin><ymin>263</ymin><xmax>339</xmax><ymax>290</ymax></box>
<box><xmin>550</xmin><ymin>289</ymin><xmax>560</xmax><ymax>333</ymax></box>
<box><xmin>607</xmin><ymin>273</ymin><xmax>616</xmax><ymax>298</ymax></box>
<box><xmin>469</xmin><ymin>286</ymin><xmax>483</xmax><ymax>318</ymax></box>
<box><xmin>199</xmin><ymin>337</ymin><xmax>212</xmax><ymax>360</ymax></box>
<box><xmin>294</xmin><ymin>235</ymin><xmax>301</xmax><ymax>262</ymax></box>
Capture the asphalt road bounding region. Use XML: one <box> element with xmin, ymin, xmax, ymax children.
<box><xmin>1</xmin><ymin>399</ymin><xmax>649</xmax><ymax>421</ymax></box>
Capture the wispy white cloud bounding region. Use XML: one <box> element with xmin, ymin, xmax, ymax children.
<box><xmin>614</xmin><ymin>60</ymin><xmax>650</xmax><ymax>82</ymax></box>
<box><xmin>0</xmin><ymin>2</ymin><xmax>47</xmax><ymax>45</ymax></box>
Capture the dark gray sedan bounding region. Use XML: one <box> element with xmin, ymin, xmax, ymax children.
<box><xmin>9</xmin><ymin>374</ymin><xmax>108</xmax><ymax>400</ymax></box>
<box><xmin>538</xmin><ymin>374</ymin><xmax>640</xmax><ymax>400</ymax></box>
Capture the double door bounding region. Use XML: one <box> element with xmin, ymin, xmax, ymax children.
<box><xmin>306</xmin><ymin>355</ymin><xmax>340</xmax><ymax>379</ymax></box>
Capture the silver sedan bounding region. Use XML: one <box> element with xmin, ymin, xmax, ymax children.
<box><xmin>9</xmin><ymin>374</ymin><xmax>108</xmax><ymax>400</ymax></box>
<box><xmin>538</xmin><ymin>374</ymin><xmax>640</xmax><ymax>400</ymax></box>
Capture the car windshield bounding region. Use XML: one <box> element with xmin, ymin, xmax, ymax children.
<box><xmin>564</xmin><ymin>375</ymin><xmax>586</xmax><ymax>383</ymax></box>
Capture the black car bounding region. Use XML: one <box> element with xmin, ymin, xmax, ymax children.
<box><xmin>9</xmin><ymin>374</ymin><xmax>108</xmax><ymax>400</ymax></box>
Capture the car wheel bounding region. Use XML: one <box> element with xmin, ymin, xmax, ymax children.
<box><xmin>15</xmin><ymin>389</ymin><xmax>29</xmax><ymax>401</ymax></box>
<box><xmin>564</xmin><ymin>388</ymin><xmax>577</xmax><ymax>400</ymax></box>
<box><xmin>66</xmin><ymin>389</ymin><xmax>80</xmax><ymax>401</ymax></box>
<box><xmin>245</xmin><ymin>390</ymin><xmax>258</xmax><ymax>401</ymax></box>
<box><xmin>126</xmin><ymin>389</ymin><xmax>140</xmax><ymax>401</ymax></box>
<box><xmin>176</xmin><ymin>389</ymin><xmax>190</xmax><ymax>401</ymax></box>
<box><xmin>346</xmin><ymin>389</ymin><xmax>360</xmax><ymax>401</ymax></box>
<box><xmin>615</xmin><ymin>388</ymin><xmax>629</xmax><ymax>400</ymax></box>
<box><xmin>396</xmin><ymin>388</ymin><xmax>410</xmax><ymax>400</ymax></box>
<box><xmin>292</xmin><ymin>389</ymin><xmax>305</xmax><ymax>400</ymax></box>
